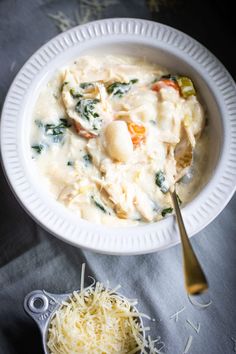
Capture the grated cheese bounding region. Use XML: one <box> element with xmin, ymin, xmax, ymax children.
<box><xmin>10</xmin><ymin>61</ymin><xmax>16</xmax><ymax>72</ymax></box>
<box><xmin>186</xmin><ymin>319</ymin><xmax>200</xmax><ymax>334</ymax></box>
<box><xmin>147</xmin><ymin>335</ymin><xmax>165</xmax><ymax>353</ymax></box>
<box><xmin>231</xmin><ymin>337</ymin><xmax>236</xmax><ymax>352</ymax></box>
<box><xmin>76</xmin><ymin>0</ymin><xmax>118</xmax><ymax>25</ymax></box>
<box><xmin>47</xmin><ymin>283</ymin><xmax>144</xmax><ymax>353</ymax></box>
<box><xmin>48</xmin><ymin>0</ymin><xmax>118</xmax><ymax>32</ymax></box>
<box><xmin>47</xmin><ymin>11</ymin><xmax>75</xmax><ymax>32</ymax></box>
<box><xmin>47</xmin><ymin>264</ymin><xmax>160</xmax><ymax>354</ymax></box>
<box><xmin>183</xmin><ymin>335</ymin><xmax>193</xmax><ymax>354</ymax></box>
<box><xmin>187</xmin><ymin>295</ymin><xmax>212</xmax><ymax>309</ymax></box>
<box><xmin>170</xmin><ymin>306</ymin><xmax>186</xmax><ymax>322</ymax></box>
<box><xmin>80</xmin><ymin>263</ymin><xmax>85</xmax><ymax>292</ymax></box>
<box><xmin>147</xmin><ymin>0</ymin><xmax>161</xmax><ymax>12</ymax></box>
<box><xmin>146</xmin><ymin>0</ymin><xmax>177</xmax><ymax>13</ymax></box>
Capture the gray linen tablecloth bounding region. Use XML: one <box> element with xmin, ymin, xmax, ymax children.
<box><xmin>0</xmin><ymin>1</ymin><xmax>236</xmax><ymax>353</ymax></box>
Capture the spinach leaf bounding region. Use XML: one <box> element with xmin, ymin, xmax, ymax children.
<box><xmin>31</xmin><ymin>144</ymin><xmax>44</xmax><ymax>154</ymax></box>
<box><xmin>32</xmin><ymin>119</ymin><xmax>71</xmax><ymax>154</ymax></box>
<box><xmin>161</xmin><ymin>207</ymin><xmax>173</xmax><ymax>217</ymax></box>
<box><xmin>45</xmin><ymin>118</ymin><xmax>71</xmax><ymax>136</ymax></box>
<box><xmin>91</xmin><ymin>196</ymin><xmax>107</xmax><ymax>213</ymax></box>
<box><xmin>151</xmin><ymin>78</ymin><xmax>159</xmax><ymax>84</ymax></box>
<box><xmin>152</xmin><ymin>74</ymin><xmax>178</xmax><ymax>85</ymax></box>
<box><xmin>60</xmin><ymin>81</ymin><xmax>68</xmax><ymax>92</ymax></box>
<box><xmin>161</xmin><ymin>74</ymin><xmax>178</xmax><ymax>82</ymax></box>
<box><xmin>70</xmin><ymin>88</ymin><xmax>83</xmax><ymax>99</ymax></box>
<box><xmin>80</xmin><ymin>82</ymin><xmax>94</xmax><ymax>90</ymax></box>
<box><xmin>59</xmin><ymin>118</ymin><xmax>71</xmax><ymax>126</ymax></box>
<box><xmin>67</xmin><ymin>161</ymin><xmax>74</xmax><ymax>166</ymax></box>
<box><xmin>130</xmin><ymin>79</ymin><xmax>138</xmax><ymax>84</ymax></box>
<box><xmin>34</xmin><ymin>120</ymin><xmax>43</xmax><ymax>128</ymax></box>
<box><xmin>107</xmin><ymin>79</ymin><xmax>138</xmax><ymax>97</ymax></box>
<box><xmin>149</xmin><ymin>120</ymin><xmax>157</xmax><ymax>125</ymax></box>
<box><xmin>75</xmin><ymin>99</ymin><xmax>101</xmax><ymax>130</ymax></box>
<box><xmin>155</xmin><ymin>171</ymin><xmax>169</xmax><ymax>194</ymax></box>
<box><xmin>83</xmin><ymin>154</ymin><xmax>92</xmax><ymax>165</ymax></box>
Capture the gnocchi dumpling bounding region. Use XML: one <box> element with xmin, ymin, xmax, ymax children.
<box><xmin>183</xmin><ymin>96</ymin><xmax>205</xmax><ymax>136</ymax></box>
<box><xmin>104</xmin><ymin>121</ymin><xmax>133</xmax><ymax>162</ymax></box>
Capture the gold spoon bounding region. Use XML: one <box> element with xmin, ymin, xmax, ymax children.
<box><xmin>171</xmin><ymin>134</ymin><xmax>208</xmax><ymax>295</ymax></box>
<box><xmin>170</xmin><ymin>188</ymin><xmax>208</xmax><ymax>295</ymax></box>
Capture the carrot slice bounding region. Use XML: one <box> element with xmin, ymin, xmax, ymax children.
<box><xmin>152</xmin><ymin>79</ymin><xmax>179</xmax><ymax>92</ymax></box>
<box><xmin>74</xmin><ymin>121</ymin><xmax>96</xmax><ymax>139</ymax></box>
<box><xmin>127</xmin><ymin>122</ymin><xmax>146</xmax><ymax>145</ymax></box>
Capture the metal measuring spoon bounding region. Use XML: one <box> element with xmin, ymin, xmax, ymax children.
<box><xmin>24</xmin><ymin>289</ymin><xmax>145</xmax><ymax>354</ymax></box>
<box><xmin>24</xmin><ymin>290</ymin><xmax>70</xmax><ymax>354</ymax></box>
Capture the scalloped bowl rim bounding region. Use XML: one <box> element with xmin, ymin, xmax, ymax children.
<box><xmin>1</xmin><ymin>18</ymin><xmax>236</xmax><ymax>255</ymax></box>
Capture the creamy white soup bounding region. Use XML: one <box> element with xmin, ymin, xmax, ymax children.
<box><xmin>30</xmin><ymin>55</ymin><xmax>208</xmax><ymax>226</ymax></box>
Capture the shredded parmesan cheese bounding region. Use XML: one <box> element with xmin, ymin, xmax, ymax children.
<box><xmin>183</xmin><ymin>335</ymin><xmax>193</xmax><ymax>354</ymax></box>
<box><xmin>147</xmin><ymin>0</ymin><xmax>161</xmax><ymax>12</ymax></box>
<box><xmin>48</xmin><ymin>0</ymin><xmax>118</xmax><ymax>32</ymax></box>
<box><xmin>146</xmin><ymin>0</ymin><xmax>175</xmax><ymax>12</ymax></box>
<box><xmin>47</xmin><ymin>264</ymin><xmax>160</xmax><ymax>354</ymax></box>
<box><xmin>10</xmin><ymin>61</ymin><xmax>16</xmax><ymax>72</ymax></box>
<box><xmin>47</xmin><ymin>11</ymin><xmax>75</xmax><ymax>32</ymax></box>
<box><xmin>186</xmin><ymin>319</ymin><xmax>200</xmax><ymax>334</ymax></box>
<box><xmin>188</xmin><ymin>295</ymin><xmax>212</xmax><ymax>309</ymax></box>
<box><xmin>170</xmin><ymin>306</ymin><xmax>186</xmax><ymax>322</ymax></box>
<box><xmin>80</xmin><ymin>263</ymin><xmax>85</xmax><ymax>292</ymax></box>
<box><xmin>147</xmin><ymin>335</ymin><xmax>165</xmax><ymax>353</ymax></box>
<box><xmin>231</xmin><ymin>337</ymin><xmax>236</xmax><ymax>352</ymax></box>
<box><xmin>47</xmin><ymin>282</ymin><xmax>144</xmax><ymax>353</ymax></box>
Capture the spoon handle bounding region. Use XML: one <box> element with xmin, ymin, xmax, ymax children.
<box><xmin>171</xmin><ymin>189</ymin><xmax>208</xmax><ymax>295</ymax></box>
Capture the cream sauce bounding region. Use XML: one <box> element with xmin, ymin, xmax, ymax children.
<box><xmin>30</xmin><ymin>55</ymin><xmax>208</xmax><ymax>226</ymax></box>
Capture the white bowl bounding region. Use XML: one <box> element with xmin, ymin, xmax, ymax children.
<box><xmin>1</xmin><ymin>18</ymin><xmax>236</xmax><ymax>255</ymax></box>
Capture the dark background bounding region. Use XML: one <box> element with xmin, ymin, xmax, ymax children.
<box><xmin>0</xmin><ymin>1</ymin><xmax>236</xmax><ymax>353</ymax></box>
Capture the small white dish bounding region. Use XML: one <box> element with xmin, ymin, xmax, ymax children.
<box><xmin>1</xmin><ymin>18</ymin><xmax>236</xmax><ymax>254</ymax></box>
